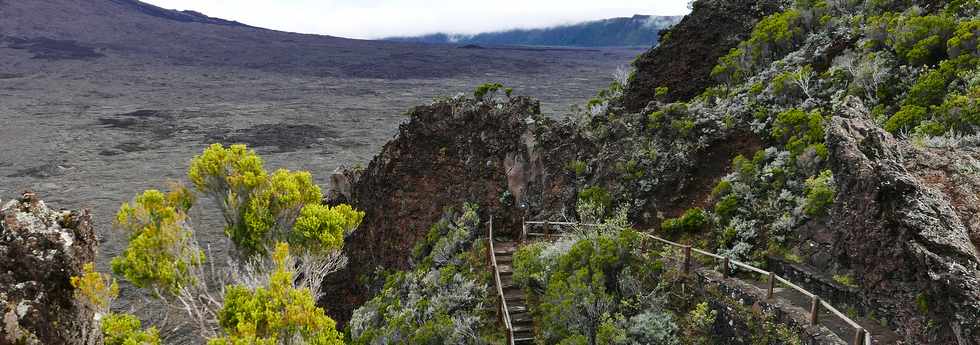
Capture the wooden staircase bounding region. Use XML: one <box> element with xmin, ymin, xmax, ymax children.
<box><xmin>493</xmin><ymin>240</ymin><xmax>534</xmax><ymax>344</ymax></box>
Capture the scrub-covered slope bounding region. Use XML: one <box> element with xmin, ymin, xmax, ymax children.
<box><xmin>336</xmin><ymin>0</ymin><xmax>980</xmax><ymax>343</ymax></box>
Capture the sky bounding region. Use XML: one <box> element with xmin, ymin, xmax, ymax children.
<box><xmin>143</xmin><ymin>0</ymin><xmax>692</xmax><ymax>39</ymax></box>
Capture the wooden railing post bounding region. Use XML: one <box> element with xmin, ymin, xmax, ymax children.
<box><xmin>544</xmin><ymin>221</ymin><xmax>550</xmax><ymax>239</ymax></box>
<box><xmin>497</xmin><ymin>292</ymin><xmax>503</xmax><ymax>325</ymax></box>
<box><xmin>520</xmin><ymin>217</ymin><xmax>526</xmax><ymax>245</ymax></box>
<box><xmin>767</xmin><ymin>272</ymin><xmax>776</xmax><ymax>299</ymax></box>
<box><xmin>721</xmin><ymin>257</ymin><xmax>730</xmax><ymax>278</ymax></box>
<box><xmin>683</xmin><ymin>246</ymin><xmax>692</xmax><ymax>275</ymax></box>
<box><xmin>809</xmin><ymin>295</ymin><xmax>820</xmax><ymax>325</ymax></box>
<box><xmin>853</xmin><ymin>327</ymin><xmax>865</xmax><ymax>345</ymax></box>
<box><xmin>488</xmin><ymin>228</ymin><xmax>492</xmax><ymax>268</ymax></box>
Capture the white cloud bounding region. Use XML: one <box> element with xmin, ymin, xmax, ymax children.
<box><xmin>143</xmin><ymin>0</ymin><xmax>691</xmax><ymax>39</ymax></box>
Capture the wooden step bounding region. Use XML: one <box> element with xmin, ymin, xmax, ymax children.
<box><xmin>511</xmin><ymin>312</ymin><xmax>533</xmax><ymax>323</ymax></box>
<box><xmin>494</xmin><ymin>242</ymin><xmax>517</xmax><ymax>252</ymax></box>
<box><xmin>512</xmin><ymin>324</ymin><xmax>534</xmax><ymax>333</ymax></box>
<box><xmin>508</xmin><ymin>305</ymin><xmax>528</xmax><ymax>313</ymax></box>
<box><xmin>514</xmin><ymin>335</ymin><xmax>535</xmax><ymax>345</ymax></box>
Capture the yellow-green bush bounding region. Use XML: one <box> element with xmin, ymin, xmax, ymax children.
<box><xmin>71</xmin><ymin>262</ymin><xmax>119</xmax><ymax>311</ymax></box>
<box><xmin>292</xmin><ymin>203</ymin><xmax>364</xmax><ymax>255</ymax></box>
<box><xmin>804</xmin><ymin>170</ymin><xmax>836</xmax><ymax>217</ymax></box>
<box><xmin>188</xmin><ymin>144</ymin><xmax>331</xmax><ymax>256</ymax></box>
<box><xmin>111</xmin><ymin>188</ymin><xmax>204</xmax><ymax>294</ymax></box>
<box><xmin>661</xmin><ymin>208</ymin><xmax>709</xmax><ymax>234</ymax></box>
<box><xmin>102</xmin><ymin>313</ymin><xmax>161</xmax><ymax>345</ymax></box>
<box><xmin>209</xmin><ymin>243</ymin><xmax>344</xmax><ymax>345</ymax></box>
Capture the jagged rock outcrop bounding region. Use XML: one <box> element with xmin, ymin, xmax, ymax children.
<box><xmin>1</xmin><ymin>192</ymin><xmax>98</xmax><ymax>345</ymax></box>
<box><xmin>825</xmin><ymin>117</ymin><xmax>980</xmax><ymax>345</ymax></box>
<box><xmin>323</xmin><ymin>96</ymin><xmax>552</xmax><ymax>324</ymax></box>
<box><xmin>907</xmin><ymin>145</ymin><xmax>980</xmax><ymax>252</ymax></box>
<box><xmin>622</xmin><ymin>0</ymin><xmax>781</xmax><ymax>111</ymax></box>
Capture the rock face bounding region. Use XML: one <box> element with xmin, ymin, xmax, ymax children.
<box><xmin>0</xmin><ymin>192</ymin><xmax>97</xmax><ymax>345</ymax></box>
<box><xmin>322</xmin><ymin>96</ymin><xmax>546</xmax><ymax>324</ymax></box>
<box><xmin>825</xmin><ymin>117</ymin><xmax>980</xmax><ymax>345</ymax></box>
<box><xmin>622</xmin><ymin>0</ymin><xmax>780</xmax><ymax>111</ymax></box>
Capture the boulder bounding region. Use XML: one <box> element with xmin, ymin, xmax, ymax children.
<box><xmin>0</xmin><ymin>192</ymin><xmax>97</xmax><ymax>345</ymax></box>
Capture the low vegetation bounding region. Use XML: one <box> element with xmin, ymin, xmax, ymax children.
<box><xmin>73</xmin><ymin>144</ymin><xmax>364</xmax><ymax>344</ymax></box>
<box><xmin>349</xmin><ymin>204</ymin><xmax>499</xmax><ymax>344</ymax></box>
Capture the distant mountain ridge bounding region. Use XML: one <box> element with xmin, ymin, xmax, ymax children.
<box><xmin>385</xmin><ymin>14</ymin><xmax>683</xmax><ymax>47</ymax></box>
<box><xmin>109</xmin><ymin>0</ymin><xmax>249</xmax><ymax>26</ymax></box>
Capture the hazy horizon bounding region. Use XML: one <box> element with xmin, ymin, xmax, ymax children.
<box><xmin>142</xmin><ymin>0</ymin><xmax>692</xmax><ymax>39</ymax></box>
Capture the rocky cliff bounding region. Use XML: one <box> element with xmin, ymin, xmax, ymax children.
<box><xmin>824</xmin><ymin>117</ymin><xmax>980</xmax><ymax>343</ymax></box>
<box><xmin>322</xmin><ymin>95</ymin><xmax>560</xmax><ymax>324</ymax></box>
<box><xmin>331</xmin><ymin>0</ymin><xmax>980</xmax><ymax>343</ymax></box>
<box><xmin>623</xmin><ymin>0</ymin><xmax>780</xmax><ymax>111</ymax></box>
<box><xmin>1</xmin><ymin>192</ymin><xmax>98</xmax><ymax>345</ymax></box>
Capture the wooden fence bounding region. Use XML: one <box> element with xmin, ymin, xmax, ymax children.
<box><xmin>522</xmin><ymin>220</ymin><xmax>871</xmax><ymax>345</ymax></box>
<box><xmin>487</xmin><ymin>215</ymin><xmax>515</xmax><ymax>345</ymax></box>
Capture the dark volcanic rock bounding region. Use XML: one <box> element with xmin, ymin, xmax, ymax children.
<box><xmin>2</xmin><ymin>36</ymin><xmax>104</xmax><ymax>60</ymax></box>
<box><xmin>0</xmin><ymin>192</ymin><xmax>98</xmax><ymax>345</ymax></box>
<box><xmin>825</xmin><ymin>117</ymin><xmax>980</xmax><ymax>345</ymax></box>
<box><xmin>622</xmin><ymin>0</ymin><xmax>780</xmax><ymax>111</ymax></box>
<box><xmin>322</xmin><ymin>96</ymin><xmax>544</xmax><ymax>325</ymax></box>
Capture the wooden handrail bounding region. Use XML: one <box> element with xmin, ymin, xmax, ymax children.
<box><xmin>524</xmin><ymin>220</ymin><xmax>871</xmax><ymax>345</ymax></box>
<box><xmin>489</xmin><ymin>216</ymin><xmax>515</xmax><ymax>345</ymax></box>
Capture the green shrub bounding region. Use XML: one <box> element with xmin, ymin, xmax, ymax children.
<box><xmin>711</xmin><ymin>180</ymin><xmax>732</xmax><ymax>197</ymax></box>
<box><xmin>832</xmin><ymin>274</ymin><xmax>859</xmax><ymax>288</ymax></box>
<box><xmin>513</xmin><ymin>242</ymin><xmax>547</xmax><ymax>289</ymax></box>
<box><xmin>578</xmin><ymin>186</ymin><xmax>612</xmax><ymax>213</ymax></box>
<box><xmin>683</xmin><ymin>302</ymin><xmax>717</xmax><ymax>345</ymax></box>
<box><xmin>732</xmin><ymin>155</ymin><xmax>756</xmax><ymax>181</ymax></box>
<box><xmin>566</xmin><ymin>160</ymin><xmax>588</xmax><ymax>176</ymax></box>
<box><xmin>772</xmin><ymin>108</ymin><xmax>826</xmax><ymax>158</ymax></box>
<box><xmin>536</xmin><ymin>229</ymin><xmax>668</xmax><ymax>344</ymax></box>
<box><xmin>210</xmin><ymin>243</ymin><xmax>344</xmax><ymax>345</ymax></box>
<box><xmin>884</xmin><ymin>104</ymin><xmax>928</xmax><ymax>133</ymax></box>
<box><xmin>671</xmin><ymin>118</ymin><xmax>696</xmax><ymax>137</ymax></box>
<box><xmin>473</xmin><ymin>82</ymin><xmax>504</xmax><ymax>100</ymax></box>
<box><xmin>111</xmin><ymin>188</ymin><xmax>204</xmax><ymax>294</ymax></box>
<box><xmin>913</xmin><ymin>120</ymin><xmax>947</xmax><ymax>137</ymax></box>
<box><xmin>615</xmin><ymin>159</ymin><xmax>645</xmax><ymax>181</ymax></box>
<box><xmin>655</xmin><ymin>86</ymin><xmax>670</xmax><ymax>98</ymax></box>
<box><xmin>935</xmin><ymin>87</ymin><xmax>980</xmax><ymax>132</ymax></box>
<box><xmin>916</xmin><ymin>292</ymin><xmax>930</xmax><ymax>313</ymax></box>
<box><xmin>714</xmin><ymin>194</ymin><xmax>739</xmax><ymax>219</ymax></box>
<box><xmin>188</xmin><ymin>144</ymin><xmax>360</xmax><ymax>257</ymax></box>
<box><xmin>102</xmin><ymin>313</ymin><xmax>160</xmax><ymax>345</ymax></box>
<box><xmin>661</xmin><ymin>208</ymin><xmax>709</xmax><ymax>234</ymax></box>
<box><xmin>71</xmin><ymin>262</ymin><xmax>119</xmax><ymax>312</ymax></box>
<box><xmin>711</xmin><ymin>10</ymin><xmax>806</xmax><ymax>83</ymax></box>
<box><xmin>647</xmin><ymin>110</ymin><xmax>665</xmax><ymax>129</ymax></box>
<box><xmin>804</xmin><ymin>170</ymin><xmax>836</xmax><ymax>217</ymax></box>
<box><xmin>947</xmin><ymin>20</ymin><xmax>980</xmax><ymax>59</ymax></box>
<box><xmin>906</xmin><ymin>68</ymin><xmax>952</xmax><ymax>107</ymax></box>
<box><xmin>891</xmin><ymin>15</ymin><xmax>957</xmax><ymax>65</ymax></box>
<box><xmin>351</xmin><ymin>206</ymin><xmax>492</xmax><ymax>344</ymax></box>
<box><xmin>292</xmin><ymin>203</ymin><xmax>364</xmax><ymax>255</ymax></box>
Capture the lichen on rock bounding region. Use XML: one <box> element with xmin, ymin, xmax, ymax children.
<box><xmin>0</xmin><ymin>192</ymin><xmax>97</xmax><ymax>345</ymax></box>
